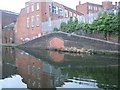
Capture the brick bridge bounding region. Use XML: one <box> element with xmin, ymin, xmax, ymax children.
<box><xmin>21</xmin><ymin>32</ymin><xmax>119</xmax><ymax>51</ymax></box>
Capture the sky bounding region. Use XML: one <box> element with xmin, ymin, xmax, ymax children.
<box><xmin>0</xmin><ymin>0</ymin><xmax>119</xmax><ymax>13</ymax></box>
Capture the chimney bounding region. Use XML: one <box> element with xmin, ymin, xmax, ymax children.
<box><xmin>115</xmin><ymin>2</ymin><xmax>117</xmax><ymax>6</ymax></box>
<box><xmin>79</xmin><ymin>1</ymin><xmax>81</xmax><ymax>5</ymax></box>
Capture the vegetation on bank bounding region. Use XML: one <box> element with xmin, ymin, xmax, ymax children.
<box><xmin>54</xmin><ymin>11</ymin><xmax>120</xmax><ymax>40</ymax></box>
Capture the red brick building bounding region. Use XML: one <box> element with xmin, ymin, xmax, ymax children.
<box><xmin>0</xmin><ymin>10</ymin><xmax>18</xmax><ymax>44</ymax></box>
<box><xmin>76</xmin><ymin>1</ymin><xmax>116</xmax><ymax>15</ymax></box>
<box><xmin>15</xmin><ymin>0</ymin><xmax>83</xmax><ymax>44</ymax></box>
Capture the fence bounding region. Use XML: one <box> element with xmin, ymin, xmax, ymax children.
<box><xmin>42</xmin><ymin>12</ymin><xmax>99</xmax><ymax>34</ymax></box>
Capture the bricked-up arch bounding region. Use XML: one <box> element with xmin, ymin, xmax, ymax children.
<box><xmin>49</xmin><ymin>37</ymin><xmax>64</xmax><ymax>48</ymax></box>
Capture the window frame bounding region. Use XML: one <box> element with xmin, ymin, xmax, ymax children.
<box><xmin>36</xmin><ymin>3</ymin><xmax>39</xmax><ymax>11</ymax></box>
<box><xmin>31</xmin><ymin>16</ymin><xmax>34</xmax><ymax>28</ymax></box>
<box><xmin>27</xmin><ymin>17</ymin><xmax>30</xmax><ymax>28</ymax></box>
<box><xmin>31</xmin><ymin>3</ymin><xmax>34</xmax><ymax>12</ymax></box>
<box><xmin>36</xmin><ymin>15</ymin><xmax>40</xmax><ymax>27</ymax></box>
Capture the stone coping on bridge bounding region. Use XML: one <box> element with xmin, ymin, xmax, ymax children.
<box><xmin>52</xmin><ymin>32</ymin><xmax>120</xmax><ymax>45</ymax></box>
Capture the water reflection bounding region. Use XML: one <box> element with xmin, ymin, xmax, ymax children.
<box><xmin>49</xmin><ymin>51</ymin><xmax>64</xmax><ymax>62</ymax></box>
<box><xmin>57</xmin><ymin>78</ymin><xmax>98</xmax><ymax>88</ymax></box>
<box><xmin>0</xmin><ymin>75</ymin><xmax>27</xmax><ymax>89</ymax></box>
<box><xmin>1</xmin><ymin>47</ymin><xmax>118</xmax><ymax>89</ymax></box>
<box><xmin>2</xmin><ymin>47</ymin><xmax>17</xmax><ymax>79</ymax></box>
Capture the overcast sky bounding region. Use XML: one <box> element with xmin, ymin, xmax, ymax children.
<box><xmin>0</xmin><ymin>0</ymin><xmax>119</xmax><ymax>13</ymax></box>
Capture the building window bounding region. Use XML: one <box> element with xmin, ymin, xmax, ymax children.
<box><xmin>69</xmin><ymin>11</ymin><xmax>72</xmax><ymax>17</ymax></box>
<box><xmin>59</xmin><ymin>8</ymin><xmax>63</xmax><ymax>16</ymax></box>
<box><xmin>94</xmin><ymin>6</ymin><xmax>96</xmax><ymax>10</ymax></box>
<box><xmin>48</xmin><ymin>17</ymin><xmax>51</xmax><ymax>26</ymax></box>
<box><xmin>77</xmin><ymin>15</ymin><xmax>79</xmax><ymax>21</ymax></box>
<box><xmin>65</xmin><ymin>10</ymin><xmax>68</xmax><ymax>17</ymax></box>
<box><xmin>36</xmin><ymin>15</ymin><xmax>40</xmax><ymax>26</ymax></box>
<box><xmin>73</xmin><ymin>13</ymin><xmax>76</xmax><ymax>20</ymax></box>
<box><xmin>88</xmin><ymin>5</ymin><xmax>91</xmax><ymax>10</ymax></box>
<box><xmin>56</xmin><ymin>6</ymin><xmax>58</xmax><ymax>14</ymax></box>
<box><xmin>31</xmin><ymin>16</ymin><xmax>34</xmax><ymax>27</ymax></box>
<box><xmin>36</xmin><ymin>3</ymin><xmax>39</xmax><ymax>10</ymax></box>
<box><xmin>73</xmin><ymin>13</ymin><xmax>76</xmax><ymax>17</ymax></box>
<box><xmin>32</xmin><ymin>66</ymin><xmax>35</xmax><ymax>75</ymax></box>
<box><xmin>37</xmin><ymin>67</ymin><xmax>40</xmax><ymax>80</ymax></box>
<box><xmin>89</xmin><ymin>12</ymin><xmax>91</xmax><ymax>16</ymax></box>
<box><xmin>96</xmin><ymin>7</ymin><xmax>98</xmax><ymax>11</ymax></box>
<box><xmin>26</xmin><ymin>5</ymin><xmax>29</xmax><ymax>13</ymax></box>
<box><xmin>89</xmin><ymin>5</ymin><xmax>93</xmax><ymax>10</ymax></box>
<box><xmin>31</xmin><ymin>3</ymin><xmax>34</xmax><ymax>12</ymax></box>
<box><xmin>28</xmin><ymin>65</ymin><xmax>30</xmax><ymax>75</ymax></box>
<box><xmin>49</xmin><ymin>3</ymin><xmax>52</xmax><ymax>12</ymax></box>
<box><xmin>27</xmin><ymin>17</ymin><xmax>30</xmax><ymax>28</ymax></box>
<box><xmin>52</xmin><ymin>6</ymin><xmax>58</xmax><ymax>14</ymax></box>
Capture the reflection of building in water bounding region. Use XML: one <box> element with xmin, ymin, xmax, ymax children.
<box><xmin>2</xmin><ymin>47</ymin><xmax>17</xmax><ymax>79</ymax></box>
<box><xmin>16</xmin><ymin>49</ymin><xmax>65</xmax><ymax>88</ymax></box>
<box><xmin>2</xmin><ymin>47</ymin><xmax>16</xmax><ymax>64</ymax></box>
<box><xmin>49</xmin><ymin>51</ymin><xmax>64</xmax><ymax>62</ymax></box>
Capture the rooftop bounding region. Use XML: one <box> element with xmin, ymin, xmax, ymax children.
<box><xmin>0</xmin><ymin>9</ymin><xmax>19</xmax><ymax>15</ymax></box>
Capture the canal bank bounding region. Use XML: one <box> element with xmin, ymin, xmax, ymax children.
<box><xmin>18</xmin><ymin>46</ymin><xmax>119</xmax><ymax>57</ymax></box>
<box><xmin>1</xmin><ymin>43</ymin><xmax>119</xmax><ymax>56</ymax></box>
<box><xmin>46</xmin><ymin>47</ymin><xmax>120</xmax><ymax>56</ymax></box>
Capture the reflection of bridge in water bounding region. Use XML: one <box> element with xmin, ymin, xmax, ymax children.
<box><xmin>19</xmin><ymin>47</ymin><xmax>118</xmax><ymax>68</ymax></box>
<box><xmin>2</xmin><ymin>47</ymin><xmax>118</xmax><ymax>89</ymax></box>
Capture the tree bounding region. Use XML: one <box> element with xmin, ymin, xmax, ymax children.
<box><xmin>53</xmin><ymin>27</ymin><xmax>59</xmax><ymax>32</ymax></box>
<box><xmin>60</xmin><ymin>22</ymin><xmax>67</xmax><ymax>32</ymax></box>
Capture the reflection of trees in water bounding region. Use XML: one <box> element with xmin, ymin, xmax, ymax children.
<box><xmin>61</xmin><ymin>66</ymin><xmax>118</xmax><ymax>89</ymax></box>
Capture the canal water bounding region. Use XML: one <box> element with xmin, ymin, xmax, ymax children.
<box><xmin>0</xmin><ymin>47</ymin><xmax>118</xmax><ymax>89</ymax></box>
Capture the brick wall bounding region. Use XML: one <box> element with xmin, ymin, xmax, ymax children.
<box><xmin>76</xmin><ymin>1</ymin><xmax>114</xmax><ymax>15</ymax></box>
<box><xmin>21</xmin><ymin>32</ymin><xmax>119</xmax><ymax>51</ymax></box>
<box><xmin>2</xmin><ymin>30</ymin><xmax>15</xmax><ymax>43</ymax></box>
<box><xmin>102</xmin><ymin>1</ymin><xmax>113</xmax><ymax>9</ymax></box>
<box><xmin>15</xmin><ymin>3</ymin><xmax>42</xmax><ymax>44</ymax></box>
<box><xmin>15</xmin><ymin>0</ymin><xmax>83</xmax><ymax>44</ymax></box>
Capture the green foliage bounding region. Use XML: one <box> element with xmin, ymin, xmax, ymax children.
<box><xmin>94</xmin><ymin>11</ymin><xmax>119</xmax><ymax>39</ymax></box>
<box><xmin>57</xmin><ymin>11</ymin><xmax>119</xmax><ymax>39</ymax></box>
<box><xmin>53</xmin><ymin>27</ymin><xmax>59</xmax><ymax>32</ymax></box>
<box><xmin>60</xmin><ymin>22</ymin><xmax>67</xmax><ymax>32</ymax></box>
